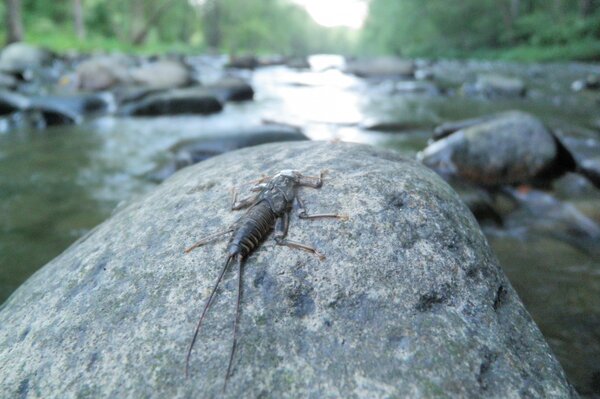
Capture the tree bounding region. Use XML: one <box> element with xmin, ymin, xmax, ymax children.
<box><xmin>73</xmin><ymin>0</ymin><xmax>85</xmax><ymax>40</ymax></box>
<box><xmin>5</xmin><ymin>0</ymin><xmax>24</xmax><ymax>44</ymax></box>
<box><xmin>579</xmin><ymin>0</ymin><xmax>595</xmax><ymax>16</ymax></box>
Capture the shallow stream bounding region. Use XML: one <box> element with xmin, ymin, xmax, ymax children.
<box><xmin>1</xmin><ymin>55</ymin><xmax>599</xmax><ymax>395</ymax></box>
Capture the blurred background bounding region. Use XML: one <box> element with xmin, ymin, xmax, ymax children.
<box><xmin>0</xmin><ymin>0</ymin><xmax>599</xmax><ymax>396</ymax></box>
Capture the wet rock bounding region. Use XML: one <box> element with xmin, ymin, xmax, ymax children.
<box><xmin>449</xmin><ymin>179</ymin><xmax>509</xmax><ymax>226</ymax></box>
<box><xmin>28</xmin><ymin>103</ymin><xmax>80</xmax><ymax>126</ymax></box>
<box><xmin>578</xmin><ymin>157</ymin><xmax>600</xmax><ymax>188</ymax></box>
<box><xmin>129</xmin><ymin>59</ymin><xmax>193</xmax><ymax>89</ymax></box>
<box><xmin>571</xmin><ymin>75</ymin><xmax>600</xmax><ymax>92</ymax></box>
<box><xmin>502</xmin><ymin>187</ymin><xmax>600</xmax><ymax>255</ymax></box>
<box><xmin>0</xmin><ymin>90</ymin><xmax>109</xmax><ymax>127</ymax></box>
<box><xmin>205</xmin><ymin>77</ymin><xmax>254</xmax><ymax>102</ymax></box>
<box><xmin>75</xmin><ymin>55</ymin><xmax>133</xmax><ymax>91</ymax></box>
<box><xmin>286</xmin><ymin>57</ymin><xmax>311</xmax><ymax>69</ymax></box>
<box><xmin>345</xmin><ymin>57</ymin><xmax>415</xmax><ymax>78</ymax></box>
<box><xmin>0</xmin><ymin>43</ymin><xmax>53</xmax><ymax>74</ymax></box>
<box><xmin>394</xmin><ymin>80</ymin><xmax>439</xmax><ymax>95</ymax></box>
<box><xmin>419</xmin><ymin>111</ymin><xmax>565</xmax><ymax>186</ymax></box>
<box><xmin>111</xmin><ymin>86</ymin><xmax>165</xmax><ymax>106</ymax></box>
<box><xmin>120</xmin><ymin>86</ymin><xmax>222</xmax><ymax>116</ymax></box>
<box><xmin>226</xmin><ymin>55</ymin><xmax>259</xmax><ymax>69</ymax></box>
<box><xmin>31</xmin><ymin>93</ymin><xmax>111</xmax><ymax>116</ymax></box>
<box><xmin>0</xmin><ymin>72</ymin><xmax>18</xmax><ymax>89</ymax></box>
<box><xmin>464</xmin><ymin>74</ymin><xmax>526</xmax><ymax>98</ymax></box>
<box><xmin>0</xmin><ymin>90</ymin><xmax>29</xmax><ymax>115</ymax></box>
<box><xmin>0</xmin><ymin>142</ymin><xmax>574</xmax><ymax>398</ymax></box>
<box><xmin>257</xmin><ymin>55</ymin><xmax>287</xmax><ymax>67</ymax></box>
<box><xmin>149</xmin><ymin>125</ymin><xmax>307</xmax><ymax>182</ymax></box>
<box><xmin>551</xmin><ymin>129</ymin><xmax>600</xmax><ymax>190</ymax></box>
<box><xmin>414</xmin><ymin>69</ymin><xmax>434</xmax><ymax>81</ymax></box>
<box><xmin>361</xmin><ymin>120</ymin><xmax>432</xmax><ymax>133</ymax></box>
<box><xmin>433</xmin><ymin>113</ymin><xmax>500</xmax><ymax>141</ymax></box>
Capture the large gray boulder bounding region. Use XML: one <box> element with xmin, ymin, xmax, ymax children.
<box><xmin>419</xmin><ymin>111</ymin><xmax>562</xmax><ymax>186</ymax></box>
<box><xmin>75</xmin><ymin>55</ymin><xmax>133</xmax><ymax>91</ymax></box>
<box><xmin>0</xmin><ymin>43</ymin><xmax>53</xmax><ymax>74</ymax></box>
<box><xmin>0</xmin><ymin>142</ymin><xmax>574</xmax><ymax>398</ymax></box>
<box><xmin>129</xmin><ymin>59</ymin><xmax>193</xmax><ymax>90</ymax></box>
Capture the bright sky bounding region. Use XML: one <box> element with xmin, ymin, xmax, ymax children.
<box><xmin>291</xmin><ymin>0</ymin><xmax>368</xmax><ymax>29</ymax></box>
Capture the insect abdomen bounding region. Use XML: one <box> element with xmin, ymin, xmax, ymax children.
<box><xmin>228</xmin><ymin>201</ymin><xmax>277</xmax><ymax>257</ymax></box>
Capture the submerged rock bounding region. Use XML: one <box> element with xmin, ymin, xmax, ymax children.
<box><xmin>345</xmin><ymin>57</ymin><xmax>415</xmax><ymax>78</ymax></box>
<box><xmin>419</xmin><ymin>111</ymin><xmax>574</xmax><ymax>186</ymax></box>
<box><xmin>31</xmin><ymin>93</ymin><xmax>111</xmax><ymax>115</ymax></box>
<box><xmin>120</xmin><ymin>86</ymin><xmax>222</xmax><ymax>116</ymax></box>
<box><xmin>226</xmin><ymin>55</ymin><xmax>259</xmax><ymax>69</ymax></box>
<box><xmin>28</xmin><ymin>102</ymin><xmax>80</xmax><ymax>126</ymax></box>
<box><xmin>464</xmin><ymin>74</ymin><xmax>526</xmax><ymax>98</ymax></box>
<box><xmin>0</xmin><ymin>90</ymin><xmax>29</xmax><ymax>115</ymax></box>
<box><xmin>148</xmin><ymin>125</ymin><xmax>307</xmax><ymax>182</ymax></box>
<box><xmin>361</xmin><ymin>120</ymin><xmax>432</xmax><ymax>133</ymax></box>
<box><xmin>286</xmin><ymin>57</ymin><xmax>311</xmax><ymax>69</ymax></box>
<box><xmin>571</xmin><ymin>75</ymin><xmax>600</xmax><ymax>92</ymax></box>
<box><xmin>0</xmin><ymin>142</ymin><xmax>574</xmax><ymax>398</ymax></box>
<box><xmin>578</xmin><ymin>157</ymin><xmax>600</xmax><ymax>188</ymax></box>
<box><xmin>204</xmin><ymin>77</ymin><xmax>254</xmax><ymax>102</ymax></box>
<box><xmin>502</xmin><ymin>187</ymin><xmax>600</xmax><ymax>256</ymax></box>
<box><xmin>394</xmin><ymin>80</ymin><xmax>440</xmax><ymax>95</ymax></box>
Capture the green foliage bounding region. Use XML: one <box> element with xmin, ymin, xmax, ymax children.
<box><xmin>199</xmin><ymin>0</ymin><xmax>356</xmax><ymax>55</ymax></box>
<box><xmin>6</xmin><ymin>0</ymin><xmax>599</xmax><ymax>61</ymax></box>
<box><xmin>360</xmin><ymin>0</ymin><xmax>600</xmax><ymax>61</ymax></box>
<box><xmin>1</xmin><ymin>0</ymin><xmax>356</xmax><ymax>56</ymax></box>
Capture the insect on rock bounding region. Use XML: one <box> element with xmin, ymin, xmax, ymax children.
<box><xmin>184</xmin><ymin>169</ymin><xmax>347</xmax><ymax>389</ymax></box>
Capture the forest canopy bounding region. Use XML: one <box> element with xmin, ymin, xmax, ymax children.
<box><xmin>3</xmin><ymin>0</ymin><xmax>600</xmax><ymax>61</ymax></box>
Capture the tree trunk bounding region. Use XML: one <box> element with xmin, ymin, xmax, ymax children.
<box><xmin>5</xmin><ymin>0</ymin><xmax>24</xmax><ymax>44</ymax></box>
<box><xmin>510</xmin><ymin>0</ymin><xmax>520</xmax><ymax>20</ymax></box>
<box><xmin>131</xmin><ymin>0</ymin><xmax>177</xmax><ymax>45</ymax></box>
<box><xmin>73</xmin><ymin>0</ymin><xmax>86</xmax><ymax>40</ymax></box>
<box><xmin>203</xmin><ymin>0</ymin><xmax>222</xmax><ymax>49</ymax></box>
<box><xmin>553</xmin><ymin>0</ymin><xmax>562</xmax><ymax>16</ymax></box>
<box><xmin>580</xmin><ymin>0</ymin><xmax>595</xmax><ymax>16</ymax></box>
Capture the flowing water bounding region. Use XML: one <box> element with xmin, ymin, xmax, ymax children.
<box><xmin>0</xmin><ymin>55</ymin><xmax>599</xmax><ymax>395</ymax></box>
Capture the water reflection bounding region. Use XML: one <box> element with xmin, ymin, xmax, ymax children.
<box><xmin>0</xmin><ymin>124</ymin><xmax>105</xmax><ymax>300</ymax></box>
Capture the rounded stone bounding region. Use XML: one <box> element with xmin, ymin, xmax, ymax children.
<box><xmin>0</xmin><ymin>142</ymin><xmax>574</xmax><ymax>398</ymax></box>
<box><xmin>420</xmin><ymin>111</ymin><xmax>558</xmax><ymax>185</ymax></box>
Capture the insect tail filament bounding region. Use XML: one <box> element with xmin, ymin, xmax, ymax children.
<box><xmin>185</xmin><ymin>254</ymin><xmax>236</xmax><ymax>378</ymax></box>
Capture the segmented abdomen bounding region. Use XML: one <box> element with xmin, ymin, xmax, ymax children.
<box><xmin>228</xmin><ymin>201</ymin><xmax>277</xmax><ymax>257</ymax></box>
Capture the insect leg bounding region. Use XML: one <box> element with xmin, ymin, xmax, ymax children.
<box><xmin>186</xmin><ymin>255</ymin><xmax>235</xmax><ymax>378</ymax></box>
<box><xmin>297</xmin><ymin>171</ymin><xmax>324</xmax><ymax>188</ymax></box>
<box><xmin>184</xmin><ymin>228</ymin><xmax>234</xmax><ymax>253</ymax></box>
<box><xmin>274</xmin><ymin>212</ymin><xmax>325</xmax><ymax>260</ymax></box>
<box><xmin>231</xmin><ymin>187</ymin><xmax>260</xmax><ymax>210</ymax></box>
<box><xmin>296</xmin><ymin>196</ymin><xmax>348</xmax><ymax>220</ymax></box>
<box><xmin>223</xmin><ymin>256</ymin><xmax>244</xmax><ymax>392</ymax></box>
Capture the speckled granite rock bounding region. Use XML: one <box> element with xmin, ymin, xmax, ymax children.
<box><xmin>0</xmin><ymin>142</ymin><xmax>575</xmax><ymax>398</ymax></box>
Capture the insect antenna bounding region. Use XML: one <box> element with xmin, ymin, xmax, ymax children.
<box><xmin>185</xmin><ymin>254</ymin><xmax>235</xmax><ymax>378</ymax></box>
<box><xmin>223</xmin><ymin>256</ymin><xmax>244</xmax><ymax>392</ymax></box>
